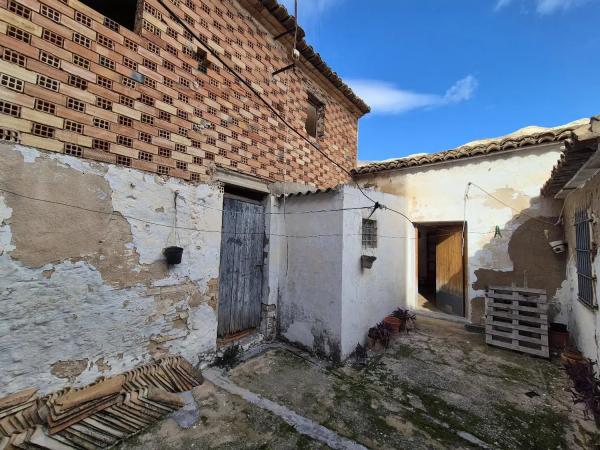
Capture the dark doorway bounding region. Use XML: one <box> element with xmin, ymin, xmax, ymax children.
<box><xmin>217</xmin><ymin>192</ymin><xmax>265</xmax><ymax>337</ymax></box>
<box><xmin>79</xmin><ymin>0</ymin><xmax>138</xmax><ymax>30</ymax></box>
<box><xmin>416</xmin><ymin>223</ymin><xmax>466</xmax><ymax>317</ymax></box>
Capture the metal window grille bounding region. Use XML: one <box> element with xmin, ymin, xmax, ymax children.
<box><xmin>575</xmin><ymin>208</ymin><xmax>595</xmax><ymax>307</ymax></box>
<box><xmin>362</xmin><ymin>219</ymin><xmax>377</xmax><ymax>248</ymax></box>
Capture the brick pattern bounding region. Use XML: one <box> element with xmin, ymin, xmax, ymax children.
<box><xmin>0</xmin><ymin>0</ymin><xmax>359</xmax><ymax>186</ymax></box>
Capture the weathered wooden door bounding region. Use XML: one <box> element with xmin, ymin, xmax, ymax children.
<box><xmin>218</xmin><ymin>196</ymin><xmax>264</xmax><ymax>337</ymax></box>
<box><xmin>435</xmin><ymin>226</ymin><xmax>465</xmax><ymax>317</ymax></box>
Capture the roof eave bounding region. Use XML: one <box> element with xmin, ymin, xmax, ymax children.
<box><xmin>352</xmin><ymin>124</ymin><xmax>586</xmax><ymax>177</ymax></box>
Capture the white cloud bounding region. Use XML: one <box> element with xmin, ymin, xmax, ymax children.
<box><xmin>495</xmin><ymin>0</ymin><xmax>591</xmax><ymax>14</ymax></box>
<box><xmin>348</xmin><ymin>75</ymin><xmax>478</xmax><ymax>115</ymax></box>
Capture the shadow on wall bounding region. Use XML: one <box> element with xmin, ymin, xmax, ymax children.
<box><xmin>468</xmin><ymin>196</ymin><xmax>567</xmax><ymax>325</ymax></box>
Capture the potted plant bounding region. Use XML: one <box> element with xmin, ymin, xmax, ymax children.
<box><xmin>549</xmin><ymin>322</ymin><xmax>569</xmax><ymax>351</ymax></box>
<box><xmin>561</xmin><ymin>346</ymin><xmax>584</xmax><ymax>365</ymax></box>
<box><xmin>164</xmin><ymin>246</ymin><xmax>184</xmax><ymax>264</ymax></box>
<box><xmin>391</xmin><ymin>308</ymin><xmax>417</xmax><ymax>332</ymax></box>
<box><xmin>383</xmin><ymin>315</ymin><xmax>402</xmax><ymax>335</ymax></box>
<box><xmin>367</xmin><ymin>322</ymin><xmax>391</xmax><ymax>351</ymax></box>
<box><xmin>361</xmin><ymin>255</ymin><xmax>377</xmax><ymax>269</ymax></box>
<box><xmin>164</xmin><ymin>191</ymin><xmax>183</xmax><ymax>265</ymax></box>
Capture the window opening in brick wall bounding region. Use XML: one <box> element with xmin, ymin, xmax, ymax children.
<box><xmin>362</xmin><ymin>219</ymin><xmax>377</xmax><ymax>248</ymax></box>
<box><xmin>79</xmin><ymin>0</ymin><xmax>138</xmax><ymax>30</ymax></box>
<box><xmin>305</xmin><ymin>93</ymin><xmax>324</xmax><ymax>138</ymax></box>
<box><xmin>575</xmin><ymin>208</ymin><xmax>596</xmax><ymax>308</ymax></box>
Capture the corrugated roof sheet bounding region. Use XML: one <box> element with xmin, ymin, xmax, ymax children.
<box><xmin>277</xmin><ymin>186</ymin><xmax>340</xmax><ymax>198</ymax></box>
<box><xmin>352</xmin><ymin>118</ymin><xmax>590</xmax><ymax>176</ymax></box>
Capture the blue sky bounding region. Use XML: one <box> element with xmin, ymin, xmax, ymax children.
<box><xmin>280</xmin><ymin>0</ymin><xmax>600</xmax><ymax>161</ymax></box>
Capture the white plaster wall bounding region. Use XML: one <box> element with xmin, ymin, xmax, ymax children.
<box><xmin>561</xmin><ymin>169</ymin><xmax>600</xmax><ymax>364</ymax></box>
<box><xmin>275</xmin><ymin>186</ymin><xmax>409</xmax><ymax>360</ymax></box>
<box><xmin>339</xmin><ymin>186</ymin><xmax>409</xmax><ymax>357</ymax></box>
<box><xmin>564</xmin><ymin>258</ymin><xmax>600</xmax><ymax>363</ymax></box>
<box><xmin>0</xmin><ymin>144</ymin><xmax>222</xmax><ymax>396</ymax></box>
<box><xmin>359</xmin><ymin>144</ymin><xmax>567</xmax><ymax>323</ymax></box>
<box><xmin>275</xmin><ymin>190</ymin><xmax>345</xmax><ymax>358</ymax></box>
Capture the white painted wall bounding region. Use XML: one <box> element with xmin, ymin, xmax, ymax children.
<box><xmin>275</xmin><ymin>190</ymin><xmax>345</xmax><ymax>359</ymax></box>
<box><xmin>564</xmin><ymin>259</ymin><xmax>600</xmax><ymax>363</ymax></box>
<box><xmin>561</xmin><ymin>169</ymin><xmax>600</xmax><ymax>363</ymax></box>
<box><xmin>340</xmin><ymin>186</ymin><xmax>409</xmax><ymax>357</ymax></box>
<box><xmin>276</xmin><ymin>186</ymin><xmax>408</xmax><ymax>359</ymax></box>
<box><xmin>0</xmin><ymin>144</ymin><xmax>222</xmax><ymax>396</ymax></box>
<box><xmin>358</xmin><ymin>144</ymin><xmax>568</xmax><ymax>324</ymax></box>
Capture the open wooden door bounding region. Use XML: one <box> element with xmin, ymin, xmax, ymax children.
<box><xmin>435</xmin><ymin>226</ymin><xmax>465</xmax><ymax>316</ymax></box>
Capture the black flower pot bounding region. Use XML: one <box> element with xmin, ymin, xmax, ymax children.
<box><xmin>164</xmin><ymin>246</ymin><xmax>184</xmax><ymax>265</ymax></box>
<box><xmin>361</xmin><ymin>255</ymin><xmax>376</xmax><ymax>269</ymax></box>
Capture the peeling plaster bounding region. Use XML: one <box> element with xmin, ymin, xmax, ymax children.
<box><xmin>359</xmin><ymin>145</ymin><xmax>567</xmax><ymax>324</ymax></box>
<box><xmin>0</xmin><ymin>144</ymin><xmax>223</xmax><ymax>396</ymax></box>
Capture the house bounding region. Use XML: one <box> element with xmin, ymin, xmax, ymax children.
<box><xmin>0</xmin><ymin>0</ymin><xmax>369</xmax><ymax>396</ymax></box>
<box><xmin>274</xmin><ymin>116</ymin><xmax>600</xmax><ymax>362</ymax></box>
<box><xmin>352</xmin><ymin>119</ymin><xmax>592</xmax><ymax>327</ymax></box>
<box><xmin>0</xmin><ymin>0</ymin><xmax>598</xmax><ymax>401</ymax></box>
<box><xmin>542</xmin><ymin>116</ymin><xmax>600</xmax><ymax>363</ymax></box>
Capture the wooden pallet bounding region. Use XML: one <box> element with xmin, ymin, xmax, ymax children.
<box><xmin>485</xmin><ymin>285</ymin><xmax>549</xmax><ymax>358</ymax></box>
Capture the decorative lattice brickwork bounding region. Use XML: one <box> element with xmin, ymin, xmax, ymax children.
<box><xmin>0</xmin><ymin>0</ymin><xmax>362</xmax><ymax>187</ymax></box>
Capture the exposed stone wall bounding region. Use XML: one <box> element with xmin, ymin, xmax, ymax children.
<box><xmin>0</xmin><ymin>143</ymin><xmax>222</xmax><ymax>396</ymax></box>
<box><xmin>0</xmin><ymin>0</ymin><xmax>360</xmax><ymax>188</ymax></box>
<box><xmin>562</xmin><ymin>170</ymin><xmax>600</xmax><ymax>363</ymax></box>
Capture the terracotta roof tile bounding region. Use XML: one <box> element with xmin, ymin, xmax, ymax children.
<box><xmin>541</xmin><ymin>116</ymin><xmax>600</xmax><ymax>197</ymax></box>
<box><xmin>352</xmin><ymin>119</ymin><xmax>589</xmax><ymax>175</ymax></box>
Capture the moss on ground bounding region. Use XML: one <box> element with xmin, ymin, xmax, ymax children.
<box><xmin>493</xmin><ymin>401</ymin><xmax>568</xmax><ymax>450</ymax></box>
<box><xmin>348</xmin><ymin>358</ymin><xmax>570</xmax><ymax>450</ymax></box>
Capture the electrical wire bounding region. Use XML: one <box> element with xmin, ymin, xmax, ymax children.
<box><xmin>0</xmin><ymin>186</ymin><xmax>495</xmax><ymax>240</ymax></box>
<box><xmin>467</xmin><ymin>182</ymin><xmax>559</xmax><ymax>227</ymax></box>
<box><xmin>155</xmin><ymin>0</ymin><xmax>383</xmax><ymax>209</ymax></box>
<box><xmin>0</xmin><ymin>185</ymin><xmax>372</xmax><ymax>217</ymax></box>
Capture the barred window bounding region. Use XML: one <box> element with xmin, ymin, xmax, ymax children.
<box><xmin>362</xmin><ymin>219</ymin><xmax>377</xmax><ymax>248</ymax></box>
<box><xmin>575</xmin><ymin>208</ymin><xmax>596</xmax><ymax>307</ymax></box>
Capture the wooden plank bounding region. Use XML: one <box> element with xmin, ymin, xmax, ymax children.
<box><xmin>435</xmin><ymin>226</ymin><xmax>464</xmax><ymax>316</ymax></box>
<box><xmin>486</xmin><ymin>292</ymin><xmax>547</xmax><ymax>303</ymax></box>
<box><xmin>487</xmin><ymin>301</ymin><xmax>548</xmax><ymax>313</ymax></box>
<box><xmin>486</xmin><ymin>335</ymin><xmax>549</xmax><ymax>358</ymax></box>
<box><xmin>485</xmin><ymin>327</ymin><xmax>549</xmax><ymax>345</ymax></box>
<box><xmin>249</xmin><ymin>203</ymin><xmax>264</xmax><ymax>329</ymax></box>
<box><xmin>485</xmin><ymin>317</ymin><xmax>548</xmax><ymax>334</ymax></box>
<box><xmin>485</xmin><ymin>309</ymin><xmax>547</xmax><ymax>324</ymax></box>
<box><xmin>230</xmin><ymin>199</ymin><xmax>244</xmax><ymax>335</ymax></box>
<box><xmin>217</xmin><ymin>198</ymin><xmax>238</xmax><ymax>337</ymax></box>
<box><xmin>488</xmin><ymin>285</ymin><xmax>547</xmax><ymax>295</ymax></box>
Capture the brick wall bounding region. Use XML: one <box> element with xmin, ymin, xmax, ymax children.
<box><xmin>0</xmin><ymin>0</ymin><xmax>362</xmax><ymax>187</ymax></box>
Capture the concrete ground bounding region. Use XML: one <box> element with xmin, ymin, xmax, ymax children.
<box><xmin>120</xmin><ymin>317</ymin><xmax>600</xmax><ymax>449</ymax></box>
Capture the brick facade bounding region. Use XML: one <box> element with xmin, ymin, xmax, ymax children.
<box><xmin>0</xmin><ymin>0</ymin><xmax>366</xmax><ymax>188</ymax></box>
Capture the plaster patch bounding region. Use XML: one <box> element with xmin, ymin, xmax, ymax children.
<box><xmin>0</xmin><ymin>144</ymin><xmax>222</xmax><ymax>396</ymax></box>
<box><xmin>50</xmin><ymin>359</ymin><xmax>88</xmax><ymax>382</ymax></box>
<box><xmin>14</xmin><ymin>145</ymin><xmax>39</xmax><ymax>163</ymax></box>
<box><xmin>0</xmin><ymin>195</ymin><xmax>14</xmax><ymax>253</ymax></box>
<box><xmin>283</xmin><ymin>320</ymin><xmax>315</xmax><ymax>348</ymax></box>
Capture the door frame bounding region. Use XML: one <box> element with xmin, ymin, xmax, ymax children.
<box><xmin>413</xmin><ymin>221</ymin><xmax>468</xmax><ymax>319</ymax></box>
<box><xmin>217</xmin><ymin>184</ymin><xmax>269</xmax><ymax>340</ymax></box>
